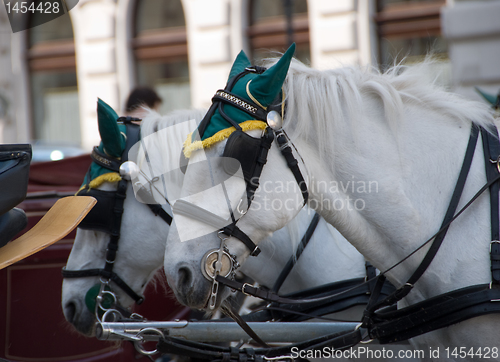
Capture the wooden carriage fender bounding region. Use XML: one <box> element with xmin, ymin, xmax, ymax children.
<box><xmin>0</xmin><ymin>196</ymin><xmax>96</xmax><ymax>270</ymax></box>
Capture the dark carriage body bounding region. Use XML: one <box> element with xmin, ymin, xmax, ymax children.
<box><xmin>0</xmin><ymin>154</ymin><xmax>189</xmax><ymax>361</ymax></box>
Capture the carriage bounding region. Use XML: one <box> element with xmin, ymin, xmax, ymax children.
<box><xmin>4</xmin><ymin>43</ymin><xmax>500</xmax><ymax>362</ymax></box>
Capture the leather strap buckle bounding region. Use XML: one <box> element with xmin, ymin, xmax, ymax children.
<box><xmin>241</xmin><ymin>283</ymin><xmax>254</xmax><ymax>297</ymax></box>
<box><xmin>250</xmin><ymin>246</ymin><xmax>261</xmax><ymax>257</ymax></box>
<box><xmin>489</xmin><ymin>156</ymin><xmax>500</xmax><ymax>173</ymax></box>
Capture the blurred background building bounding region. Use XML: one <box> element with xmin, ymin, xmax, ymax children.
<box><xmin>0</xmin><ymin>0</ymin><xmax>499</xmax><ymax>157</ymax></box>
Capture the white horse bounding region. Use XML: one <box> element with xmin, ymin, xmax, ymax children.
<box><xmin>163</xmin><ymin>45</ymin><xmax>498</xmax><ymax>361</ymax></box>
<box><xmin>61</xmin><ymin>107</ymin><xmax>368</xmax><ymax>338</ymax></box>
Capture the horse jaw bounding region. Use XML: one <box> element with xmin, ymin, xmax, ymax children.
<box><xmin>61</xmin><ymin>228</ymin><xmax>107</xmax><ymax>336</ymax></box>
<box><xmin>164</xmin><ymin>220</ymin><xmax>233</xmax><ymax>310</ymax></box>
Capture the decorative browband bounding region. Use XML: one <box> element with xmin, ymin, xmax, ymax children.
<box><xmin>91</xmin><ymin>147</ymin><xmax>121</xmax><ymax>172</ymax></box>
<box><xmin>212</xmin><ymin>90</ymin><xmax>268</xmax><ymax>121</ymax></box>
<box><xmin>214</xmin><ymin>90</ymin><xmax>258</xmax><ymax>114</ymax></box>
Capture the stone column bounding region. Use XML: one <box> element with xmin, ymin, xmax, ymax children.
<box><xmin>71</xmin><ymin>0</ymin><xmax>119</xmax><ymax>151</ymax></box>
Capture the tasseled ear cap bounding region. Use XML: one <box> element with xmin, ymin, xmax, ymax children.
<box><xmin>198</xmin><ymin>43</ymin><xmax>295</xmax><ymax>141</ymax></box>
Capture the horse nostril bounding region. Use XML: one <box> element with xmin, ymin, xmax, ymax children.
<box><xmin>64</xmin><ymin>302</ymin><xmax>77</xmax><ymax>324</ymax></box>
<box><xmin>177</xmin><ymin>266</ymin><xmax>192</xmax><ymax>291</ymax></box>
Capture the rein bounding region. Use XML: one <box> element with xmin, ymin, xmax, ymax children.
<box><xmin>62</xmin><ymin>117</ymin><xmax>173</xmax><ymax>318</ymax></box>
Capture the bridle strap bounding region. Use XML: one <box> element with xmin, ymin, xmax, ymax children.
<box><xmin>222</xmin><ymin>224</ymin><xmax>261</xmax><ymax>256</ymax></box>
<box><xmin>271</xmin><ymin>212</ymin><xmax>320</xmax><ymax>293</ymax></box>
<box><xmin>61</xmin><ymin>267</ymin><xmax>144</xmax><ymax>304</ymax></box>
<box><xmin>245</xmin><ymin>127</ymin><xmax>274</xmax><ymax>205</ymax></box>
<box><xmin>91</xmin><ymin>147</ymin><xmax>121</xmax><ymax>172</ymax></box>
<box><xmin>275</xmin><ymin>130</ymin><xmax>309</xmax><ymax>205</ymax></box>
<box><xmin>146</xmin><ymin>203</ymin><xmax>173</xmax><ymax>225</ymax></box>
<box><xmin>213</xmin><ymin>90</ymin><xmax>268</xmax><ymax>122</ymax></box>
<box><xmin>220</xmin><ymin>303</ymin><xmax>269</xmax><ymax>348</ymax></box>
<box><xmin>172</xmin><ymin>199</ymin><xmax>260</xmax><ymax>256</ymax></box>
<box><xmin>481</xmin><ymin>126</ymin><xmax>500</xmax><ymax>284</ymax></box>
<box><xmin>104</xmin><ymin>179</ymin><xmax>127</xmax><ymax>272</ymax></box>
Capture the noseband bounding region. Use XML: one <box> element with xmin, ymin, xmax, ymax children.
<box><xmin>175</xmin><ymin>66</ymin><xmax>309</xmax><ymax>309</ymax></box>
<box><xmin>62</xmin><ymin>117</ymin><xmax>173</xmax><ymax>319</ymax></box>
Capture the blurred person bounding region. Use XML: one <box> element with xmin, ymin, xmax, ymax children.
<box><xmin>124</xmin><ymin>86</ymin><xmax>163</xmax><ymax>118</ymax></box>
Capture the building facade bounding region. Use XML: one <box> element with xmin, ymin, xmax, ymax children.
<box><xmin>0</xmin><ymin>0</ymin><xmax>498</xmax><ymax>153</ymax></box>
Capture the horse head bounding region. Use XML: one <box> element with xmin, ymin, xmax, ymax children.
<box><xmin>164</xmin><ymin>45</ymin><xmax>309</xmax><ymax>310</ymax></box>
<box><xmin>61</xmin><ymin>99</ymin><xmax>169</xmax><ymax>336</ymax></box>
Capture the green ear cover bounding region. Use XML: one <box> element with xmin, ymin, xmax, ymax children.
<box><xmin>97</xmin><ymin>98</ymin><xmax>126</xmax><ymax>158</ymax></box>
<box><xmin>200</xmin><ymin>44</ymin><xmax>295</xmax><ymax>140</ymax></box>
<box><xmin>476</xmin><ymin>87</ymin><xmax>498</xmax><ymax>106</ymax></box>
<box><xmin>228</xmin><ymin>50</ymin><xmax>252</xmax><ymax>82</ymax></box>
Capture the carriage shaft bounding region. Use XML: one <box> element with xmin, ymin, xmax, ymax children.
<box><xmin>96</xmin><ymin>321</ymin><xmax>359</xmax><ymax>343</ymax></box>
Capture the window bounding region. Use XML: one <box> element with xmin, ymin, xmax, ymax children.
<box><xmin>27</xmin><ymin>9</ymin><xmax>80</xmax><ymax>146</ymax></box>
<box><xmin>376</xmin><ymin>1</ymin><xmax>448</xmax><ymax>65</ymax></box>
<box><xmin>133</xmin><ymin>0</ymin><xmax>190</xmax><ymax>113</ymax></box>
<box><xmin>248</xmin><ymin>0</ymin><xmax>310</xmax><ymax>65</ymax></box>
<box><xmin>376</xmin><ymin>0</ymin><xmax>450</xmax><ymax>86</ymax></box>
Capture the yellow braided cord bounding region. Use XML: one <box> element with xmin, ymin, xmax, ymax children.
<box><xmin>183</xmin><ymin>120</ymin><xmax>267</xmax><ymax>158</ymax></box>
<box><xmin>88</xmin><ymin>172</ymin><xmax>122</xmax><ymax>189</ymax></box>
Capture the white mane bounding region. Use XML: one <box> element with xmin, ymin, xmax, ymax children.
<box><xmin>261</xmin><ymin>58</ymin><xmax>495</xmax><ymax>164</ymax></box>
<box><xmin>141</xmin><ymin>108</ymin><xmax>207</xmax><ymax>137</ymax></box>
<box><xmin>135</xmin><ymin>108</ymin><xmax>207</xmax><ymax>205</ymax></box>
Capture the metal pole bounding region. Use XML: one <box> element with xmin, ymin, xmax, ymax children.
<box><xmin>97</xmin><ymin>320</ymin><xmax>360</xmax><ymax>343</ymax></box>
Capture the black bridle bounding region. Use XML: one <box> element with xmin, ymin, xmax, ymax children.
<box><xmin>62</xmin><ymin>117</ymin><xmax>172</xmax><ymax>316</ymax></box>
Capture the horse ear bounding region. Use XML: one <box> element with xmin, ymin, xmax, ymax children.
<box><xmin>97</xmin><ymin>98</ymin><xmax>126</xmax><ymax>158</ymax></box>
<box><xmin>475</xmin><ymin>87</ymin><xmax>498</xmax><ymax>106</ymax></box>
<box><xmin>248</xmin><ymin>43</ymin><xmax>295</xmax><ymax>106</ymax></box>
<box><xmin>228</xmin><ymin>50</ymin><xmax>251</xmax><ymax>81</ymax></box>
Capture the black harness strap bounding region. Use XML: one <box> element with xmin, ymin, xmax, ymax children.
<box><xmin>146</xmin><ymin>203</ymin><xmax>173</xmax><ymax>225</ymax></box>
<box><xmin>366</xmin><ymin>123</ymin><xmax>480</xmax><ymax>313</ymax></box>
<box><xmin>157</xmin><ymin>327</ymin><xmax>363</xmax><ymax>361</ymax></box>
<box><xmin>275</xmin><ymin>130</ymin><xmax>309</xmax><ymax>205</ymax></box>
<box><xmin>370</xmin><ymin>284</ymin><xmax>500</xmax><ymax>343</ymax></box>
<box><xmin>216</xmin><ymin>274</ymin><xmax>393</xmax><ymax>306</ymax></box>
<box><xmin>104</xmin><ymin>179</ymin><xmax>127</xmax><ymax>274</ymax></box>
<box><xmin>246</xmin><ymin>128</ymin><xmax>274</xmax><ymax>204</ymax></box>
<box><xmin>271</xmin><ymin>212</ymin><xmax>320</xmax><ymax>293</ymax></box>
<box><xmin>91</xmin><ymin>147</ymin><xmax>121</xmax><ymax>172</ymax></box>
<box><xmin>358</xmin><ymin>124</ymin><xmax>500</xmax><ymax>343</ymax></box>
<box><xmin>61</xmin><ymin>267</ymin><xmax>144</xmax><ymax>304</ymax></box>
<box><xmin>481</xmin><ymin>126</ymin><xmax>500</xmax><ymax>285</ymax></box>
<box><xmin>223</xmin><ymin>224</ymin><xmax>261</xmax><ymax>256</ymax></box>
<box><xmin>220</xmin><ymin>303</ymin><xmax>269</xmax><ymax>348</ymax></box>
